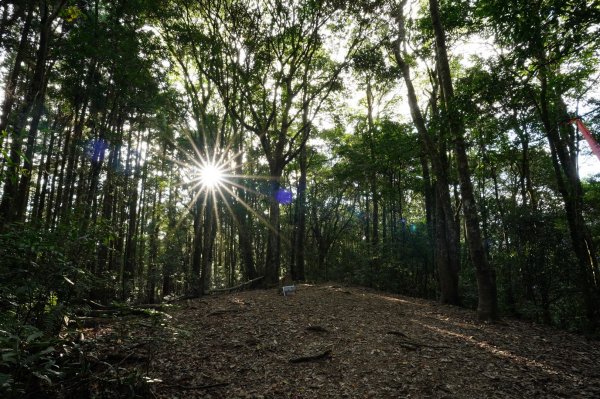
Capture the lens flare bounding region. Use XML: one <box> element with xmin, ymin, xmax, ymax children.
<box><xmin>199</xmin><ymin>163</ymin><xmax>224</xmax><ymax>189</ymax></box>
<box><xmin>169</xmin><ymin>131</ymin><xmax>282</xmax><ymax>238</ymax></box>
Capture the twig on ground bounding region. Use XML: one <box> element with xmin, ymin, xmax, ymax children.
<box><xmin>160</xmin><ymin>382</ymin><xmax>229</xmax><ymax>390</ymax></box>
<box><xmin>210</xmin><ymin>276</ymin><xmax>265</xmax><ymax>294</ymax></box>
<box><xmin>306</xmin><ymin>325</ymin><xmax>328</xmax><ymax>333</ymax></box>
<box><xmin>289</xmin><ymin>349</ymin><xmax>332</xmax><ymax>363</ymax></box>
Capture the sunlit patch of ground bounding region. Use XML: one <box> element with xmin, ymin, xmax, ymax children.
<box><xmin>81</xmin><ymin>284</ymin><xmax>600</xmax><ymax>398</ymax></box>
<box><xmin>132</xmin><ymin>284</ymin><xmax>599</xmax><ymax>398</ymax></box>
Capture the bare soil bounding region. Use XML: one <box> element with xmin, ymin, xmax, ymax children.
<box><xmin>85</xmin><ymin>284</ymin><xmax>600</xmax><ymax>398</ymax></box>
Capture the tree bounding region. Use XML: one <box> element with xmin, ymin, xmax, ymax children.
<box><xmin>476</xmin><ymin>0</ymin><xmax>600</xmax><ymax>329</ymax></box>
<box><xmin>390</xmin><ymin>1</ymin><xmax>461</xmax><ymax>305</ymax></box>
<box><xmin>425</xmin><ymin>0</ymin><xmax>498</xmax><ymax>320</ymax></box>
<box><xmin>184</xmin><ymin>0</ymin><xmax>361</xmax><ymax>286</ymax></box>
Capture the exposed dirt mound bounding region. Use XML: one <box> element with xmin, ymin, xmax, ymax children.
<box><xmin>87</xmin><ymin>284</ymin><xmax>600</xmax><ymax>398</ymax></box>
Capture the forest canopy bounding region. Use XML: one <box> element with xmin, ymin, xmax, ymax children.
<box><xmin>0</xmin><ymin>0</ymin><xmax>599</xmax><ymax>393</ymax></box>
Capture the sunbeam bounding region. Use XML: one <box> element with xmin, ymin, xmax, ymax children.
<box><xmin>166</xmin><ymin>131</ymin><xmax>285</xmax><ymax>240</ymax></box>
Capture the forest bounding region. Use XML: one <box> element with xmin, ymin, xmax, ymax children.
<box><xmin>0</xmin><ymin>0</ymin><xmax>599</xmax><ymax>397</ymax></box>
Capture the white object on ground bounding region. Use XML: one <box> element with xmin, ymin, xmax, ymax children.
<box><xmin>282</xmin><ymin>285</ymin><xmax>296</xmax><ymax>296</ymax></box>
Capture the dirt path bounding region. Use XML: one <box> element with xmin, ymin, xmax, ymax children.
<box><xmin>124</xmin><ymin>284</ymin><xmax>599</xmax><ymax>398</ymax></box>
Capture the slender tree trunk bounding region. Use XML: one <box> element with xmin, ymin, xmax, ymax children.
<box><xmin>31</xmin><ymin>120</ymin><xmax>56</xmax><ymax>223</ymax></box>
<box><xmin>366</xmin><ymin>79</ymin><xmax>380</xmax><ymax>276</ymax></box>
<box><xmin>232</xmin><ymin>135</ymin><xmax>256</xmax><ymax>280</ymax></box>
<box><xmin>264</xmin><ymin>170</ymin><xmax>283</xmax><ymax>287</ymax></box>
<box><xmin>97</xmin><ymin>140</ymin><xmax>120</xmax><ymax>276</ymax></box>
<box><xmin>536</xmin><ymin>59</ymin><xmax>599</xmax><ymax>329</ymax></box>
<box><xmin>429</xmin><ymin>0</ymin><xmax>497</xmax><ymax>320</ymax></box>
<box><xmin>162</xmin><ymin>165</ymin><xmax>177</xmax><ymax>297</ymax></box>
<box><xmin>122</xmin><ymin>130</ymin><xmax>142</xmax><ymax>300</ymax></box>
<box><xmin>14</xmin><ymin>54</ymin><xmax>53</xmax><ymax>222</ymax></box>
<box><xmin>147</xmin><ymin>180</ymin><xmax>162</xmax><ymax>303</ymax></box>
<box><xmin>199</xmin><ymin>195</ymin><xmax>217</xmax><ymax>294</ymax></box>
<box><xmin>292</xmin><ymin>112</ymin><xmax>309</xmax><ymax>281</ymax></box>
<box><xmin>0</xmin><ymin>1</ymin><xmax>34</xmax><ymax>139</ymax></box>
<box><xmin>45</xmin><ymin>126</ymin><xmax>65</xmax><ymax>229</ymax></box>
<box><xmin>0</xmin><ymin>3</ymin><xmax>52</xmax><ymax>225</ymax></box>
<box><xmin>191</xmin><ymin>197</ymin><xmax>203</xmax><ymax>293</ymax></box>
<box><xmin>235</xmin><ymin>193</ymin><xmax>256</xmax><ymax>280</ymax></box>
<box><xmin>391</xmin><ymin>18</ymin><xmax>460</xmax><ymax>305</ymax></box>
<box><xmin>60</xmin><ymin>62</ymin><xmax>96</xmax><ymax>220</ymax></box>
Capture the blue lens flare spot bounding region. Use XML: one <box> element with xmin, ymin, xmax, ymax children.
<box><xmin>275</xmin><ymin>188</ymin><xmax>293</xmax><ymax>204</ymax></box>
<box><xmin>86</xmin><ymin>139</ymin><xmax>109</xmax><ymax>164</ymax></box>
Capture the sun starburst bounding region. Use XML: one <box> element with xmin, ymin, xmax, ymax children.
<box><xmin>197</xmin><ymin>162</ymin><xmax>225</xmax><ymax>190</ymax></box>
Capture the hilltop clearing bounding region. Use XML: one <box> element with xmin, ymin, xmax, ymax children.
<box><xmin>77</xmin><ymin>285</ymin><xmax>600</xmax><ymax>398</ymax></box>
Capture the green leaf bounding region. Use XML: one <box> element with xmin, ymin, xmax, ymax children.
<box><xmin>1</xmin><ymin>350</ymin><xmax>17</xmax><ymax>364</ymax></box>
<box><xmin>0</xmin><ymin>372</ymin><xmax>13</xmax><ymax>387</ymax></box>
<box><xmin>26</xmin><ymin>331</ymin><xmax>43</xmax><ymax>343</ymax></box>
<box><xmin>39</xmin><ymin>346</ymin><xmax>55</xmax><ymax>356</ymax></box>
<box><xmin>32</xmin><ymin>371</ymin><xmax>52</xmax><ymax>385</ymax></box>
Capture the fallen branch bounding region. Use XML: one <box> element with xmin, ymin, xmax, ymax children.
<box><xmin>387</xmin><ymin>331</ymin><xmax>408</xmax><ymax>338</ymax></box>
<box><xmin>289</xmin><ymin>349</ymin><xmax>332</xmax><ymax>363</ymax></box>
<box><xmin>161</xmin><ymin>382</ymin><xmax>229</xmax><ymax>390</ymax></box>
<box><xmin>78</xmin><ymin>303</ymin><xmax>172</xmax><ymax>318</ymax></box>
<box><xmin>83</xmin><ymin>299</ymin><xmax>112</xmax><ymax>310</ymax></box>
<box><xmin>306</xmin><ymin>325</ymin><xmax>328</xmax><ymax>333</ymax></box>
<box><xmin>210</xmin><ymin>276</ymin><xmax>264</xmax><ymax>294</ymax></box>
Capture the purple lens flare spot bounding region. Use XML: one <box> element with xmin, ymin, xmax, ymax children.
<box><xmin>275</xmin><ymin>188</ymin><xmax>293</xmax><ymax>204</ymax></box>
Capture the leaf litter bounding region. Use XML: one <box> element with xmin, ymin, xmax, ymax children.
<box><xmin>83</xmin><ymin>284</ymin><xmax>600</xmax><ymax>398</ymax></box>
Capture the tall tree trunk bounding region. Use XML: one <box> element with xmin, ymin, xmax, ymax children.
<box><xmin>14</xmin><ymin>27</ymin><xmax>53</xmax><ymax>222</ymax></box>
<box><xmin>232</xmin><ymin>135</ymin><xmax>256</xmax><ymax>281</ymax></box>
<box><xmin>122</xmin><ymin>130</ymin><xmax>142</xmax><ymax>300</ymax></box>
<box><xmin>536</xmin><ymin>59</ymin><xmax>599</xmax><ymax>329</ymax></box>
<box><xmin>235</xmin><ymin>192</ymin><xmax>256</xmax><ymax>280</ymax></box>
<box><xmin>366</xmin><ymin>79</ymin><xmax>380</xmax><ymax>277</ymax></box>
<box><xmin>391</xmin><ymin>12</ymin><xmax>460</xmax><ymax>305</ymax></box>
<box><xmin>0</xmin><ymin>0</ymin><xmax>34</xmax><ymax>140</ymax></box>
<box><xmin>428</xmin><ymin>0</ymin><xmax>497</xmax><ymax>320</ymax></box>
<box><xmin>147</xmin><ymin>179</ymin><xmax>162</xmax><ymax>303</ymax></box>
<box><xmin>264</xmin><ymin>171</ymin><xmax>283</xmax><ymax>287</ymax></box>
<box><xmin>292</xmin><ymin>104</ymin><xmax>309</xmax><ymax>281</ymax></box>
<box><xmin>162</xmin><ymin>169</ymin><xmax>178</xmax><ymax>297</ymax></box>
<box><xmin>199</xmin><ymin>195</ymin><xmax>217</xmax><ymax>294</ymax></box>
<box><xmin>31</xmin><ymin>119</ymin><xmax>57</xmax><ymax>223</ymax></box>
<box><xmin>44</xmin><ymin>126</ymin><xmax>65</xmax><ymax>229</ymax></box>
<box><xmin>191</xmin><ymin>198</ymin><xmax>203</xmax><ymax>293</ymax></box>
<box><xmin>60</xmin><ymin>61</ymin><xmax>96</xmax><ymax>221</ymax></box>
<box><xmin>0</xmin><ymin>2</ymin><xmax>51</xmax><ymax>225</ymax></box>
<box><xmin>97</xmin><ymin>140</ymin><xmax>120</xmax><ymax>276</ymax></box>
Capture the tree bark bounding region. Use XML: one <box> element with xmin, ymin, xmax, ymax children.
<box><xmin>536</xmin><ymin>55</ymin><xmax>599</xmax><ymax>329</ymax></box>
<box><xmin>292</xmin><ymin>143</ymin><xmax>307</xmax><ymax>281</ymax></box>
<box><xmin>0</xmin><ymin>0</ymin><xmax>34</xmax><ymax>139</ymax></box>
<box><xmin>428</xmin><ymin>0</ymin><xmax>497</xmax><ymax>320</ymax></box>
<box><xmin>366</xmin><ymin>79</ymin><xmax>380</xmax><ymax>278</ymax></box>
<box><xmin>391</xmin><ymin>12</ymin><xmax>460</xmax><ymax>305</ymax></box>
<box><xmin>264</xmin><ymin>171</ymin><xmax>283</xmax><ymax>286</ymax></box>
<box><xmin>122</xmin><ymin>130</ymin><xmax>142</xmax><ymax>300</ymax></box>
